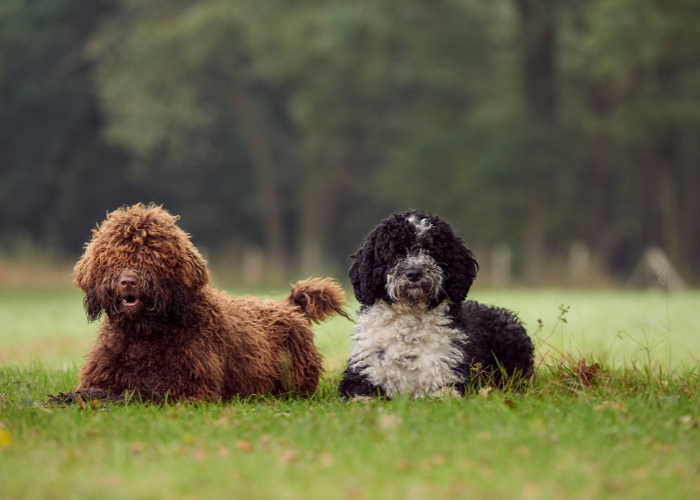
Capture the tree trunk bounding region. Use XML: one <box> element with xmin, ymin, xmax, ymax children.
<box><xmin>299</xmin><ymin>129</ymin><xmax>366</xmax><ymax>275</ymax></box>
<box><xmin>515</xmin><ymin>0</ymin><xmax>559</xmax><ymax>285</ymax></box>
<box><xmin>657</xmin><ymin>130</ymin><xmax>685</xmax><ymax>273</ymax></box>
<box><xmin>228</xmin><ymin>79</ymin><xmax>286</xmax><ymax>272</ymax></box>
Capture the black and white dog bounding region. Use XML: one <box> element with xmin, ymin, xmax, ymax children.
<box><xmin>339</xmin><ymin>210</ymin><xmax>534</xmax><ymax>399</ymax></box>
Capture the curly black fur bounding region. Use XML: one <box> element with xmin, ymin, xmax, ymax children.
<box><xmin>349</xmin><ymin>210</ymin><xmax>478</xmax><ymax>310</ymax></box>
<box><xmin>339</xmin><ymin>210</ymin><xmax>534</xmax><ymax>399</ymax></box>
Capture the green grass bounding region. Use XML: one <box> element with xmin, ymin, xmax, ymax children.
<box><xmin>1</xmin><ymin>286</ymin><xmax>700</xmax><ymax>499</ymax></box>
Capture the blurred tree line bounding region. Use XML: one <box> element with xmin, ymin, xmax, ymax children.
<box><xmin>1</xmin><ymin>0</ymin><xmax>699</xmax><ymax>283</ymax></box>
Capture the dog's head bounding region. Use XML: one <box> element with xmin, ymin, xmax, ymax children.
<box><xmin>73</xmin><ymin>203</ymin><xmax>209</xmax><ymax>335</ymax></box>
<box><xmin>349</xmin><ymin>210</ymin><xmax>478</xmax><ymax>310</ymax></box>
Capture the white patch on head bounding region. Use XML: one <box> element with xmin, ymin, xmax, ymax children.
<box><xmin>407</xmin><ymin>215</ymin><xmax>432</xmax><ymax>237</ymax></box>
<box><xmin>347</xmin><ymin>301</ymin><xmax>467</xmax><ymax>398</ymax></box>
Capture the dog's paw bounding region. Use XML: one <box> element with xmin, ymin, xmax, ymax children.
<box><xmin>429</xmin><ymin>387</ymin><xmax>463</xmax><ymax>399</ymax></box>
<box><xmin>351</xmin><ymin>395</ymin><xmax>373</xmax><ymax>403</ymax></box>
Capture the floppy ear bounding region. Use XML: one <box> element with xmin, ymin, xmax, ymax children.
<box><xmin>169</xmin><ymin>281</ymin><xmax>194</xmax><ymax>320</ymax></box>
<box><xmin>349</xmin><ymin>228</ymin><xmax>390</xmax><ymax>306</ymax></box>
<box><xmin>74</xmin><ymin>249</ymin><xmax>104</xmax><ymax>322</ymax></box>
<box><xmin>182</xmin><ymin>247</ymin><xmax>210</xmax><ymax>290</ymax></box>
<box><xmin>441</xmin><ymin>238</ymin><xmax>478</xmax><ymax>303</ymax></box>
<box><xmin>83</xmin><ymin>285</ymin><xmax>104</xmax><ymax>322</ymax></box>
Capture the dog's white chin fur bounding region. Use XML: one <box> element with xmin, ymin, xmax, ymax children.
<box><xmin>348</xmin><ymin>300</ymin><xmax>467</xmax><ymax>398</ymax></box>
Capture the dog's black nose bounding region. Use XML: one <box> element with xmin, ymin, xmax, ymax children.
<box><xmin>405</xmin><ymin>267</ymin><xmax>423</xmax><ymax>283</ymax></box>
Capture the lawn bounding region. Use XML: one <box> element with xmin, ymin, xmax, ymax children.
<box><xmin>1</xmin><ymin>285</ymin><xmax>699</xmax><ymax>499</ymax></box>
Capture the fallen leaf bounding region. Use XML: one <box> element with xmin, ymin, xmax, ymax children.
<box><xmin>0</xmin><ymin>423</ymin><xmax>11</xmax><ymax>447</ymax></box>
<box><xmin>213</xmin><ymin>416</ymin><xmax>230</xmax><ymax>426</ymax></box>
<box><xmin>379</xmin><ymin>415</ymin><xmax>402</xmax><ymax>430</ymax></box>
<box><xmin>478</xmin><ymin>386</ymin><xmax>492</xmax><ymax>398</ymax></box>
<box><xmin>280</xmin><ymin>449</ymin><xmax>299</xmax><ymax>464</ymax></box>
<box><xmin>395</xmin><ymin>458</ymin><xmax>410</xmax><ymax>471</ymax></box>
<box><xmin>573</xmin><ymin>359</ymin><xmax>599</xmax><ymax>386</ymax></box>
<box><xmin>457</xmin><ymin>415</ymin><xmax>467</xmax><ymax>424</ymax></box>
<box><xmin>236</xmin><ymin>440</ymin><xmax>253</xmax><ymax>452</ymax></box>
<box><xmin>595</xmin><ymin>400</ymin><xmax>623</xmax><ymax>410</ymax></box>
<box><xmin>130</xmin><ymin>442</ymin><xmax>143</xmax><ymax>453</ymax></box>
<box><xmin>502</xmin><ymin>399</ymin><xmax>516</xmax><ymax>408</ymax></box>
<box><xmin>75</xmin><ymin>394</ymin><xmax>88</xmax><ymax>409</ymax></box>
<box><xmin>633</xmin><ymin>468</ymin><xmax>649</xmax><ymax>479</ymax></box>
<box><xmin>523</xmin><ymin>483</ymin><xmax>541</xmax><ymax>500</ymax></box>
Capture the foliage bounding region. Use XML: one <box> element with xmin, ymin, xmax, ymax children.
<box><xmin>1</xmin><ymin>0</ymin><xmax>699</xmax><ymax>281</ymax></box>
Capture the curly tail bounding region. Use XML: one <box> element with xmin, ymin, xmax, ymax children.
<box><xmin>287</xmin><ymin>277</ymin><xmax>351</xmax><ymax>324</ymax></box>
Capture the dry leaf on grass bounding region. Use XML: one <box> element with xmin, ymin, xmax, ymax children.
<box><xmin>280</xmin><ymin>449</ymin><xmax>299</xmax><ymax>464</ymax></box>
<box><xmin>379</xmin><ymin>415</ymin><xmax>402</xmax><ymax>430</ymax></box>
<box><xmin>523</xmin><ymin>483</ymin><xmax>541</xmax><ymax>500</ymax></box>
<box><xmin>213</xmin><ymin>416</ymin><xmax>231</xmax><ymax>426</ymax></box>
<box><xmin>574</xmin><ymin>359</ymin><xmax>599</xmax><ymax>386</ymax></box>
<box><xmin>502</xmin><ymin>399</ymin><xmax>516</xmax><ymax>408</ymax></box>
<box><xmin>595</xmin><ymin>401</ymin><xmax>625</xmax><ymax>411</ymax></box>
<box><xmin>319</xmin><ymin>452</ymin><xmax>333</xmax><ymax>468</ymax></box>
<box><xmin>478</xmin><ymin>386</ymin><xmax>492</xmax><ymax>398</ymax></box>
<box><xmin>0</xmin><ymin>422</ymin><xmax>11</xmax><ymax>447</ymax></box>
<box><xmin>236</xmin><ymin>440</ymin><xmax>253</xmax><ymax>452</ymax></box>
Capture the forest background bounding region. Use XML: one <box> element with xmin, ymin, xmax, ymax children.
<box><xmin>1</xmin><ymin>0</ymin><xmax>699</xmax><ymax>286</ymax></box>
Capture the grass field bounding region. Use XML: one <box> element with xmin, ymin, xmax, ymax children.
<box><xmin>1</xmin><ymin>285</ymin><xmax>699</xmax><ymax>499</ymax></box>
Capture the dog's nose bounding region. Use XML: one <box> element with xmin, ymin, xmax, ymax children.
<box><xmin>405</xmin><ymin>267</ymin><xmax>423</xmax><ymax>283</ymax></box>
<box><xmin>119</xmin><ymin>271</ymin><xmax>140</xmax><ymax>290</ymax></box>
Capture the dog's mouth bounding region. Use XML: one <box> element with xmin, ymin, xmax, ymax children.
<box><xmin>117</xmin><ymin>294</ymin><xmax>146</xmax><ymax>312</ymax></box>
<box><xmin>122</xmin><ymin>295</ymin><xmax>140</xmax><ymax>307</ymax></box>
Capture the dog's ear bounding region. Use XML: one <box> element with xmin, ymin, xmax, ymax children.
<box><xmin>169</xmin><ymin>281</ymin><xmax>193</xmax><ymax>319</ymax></box>
<box><xmin>349</xmin><ymin>228</ymin><xmax>390</xmax><ymax>306</ymax></box>
<box><xmin>441</xmin><ymin>237</ymin><xmax>478</xmax><ymax>303</ymax></box>
<box><xmin>74</xmin><ymin>248</ymin><xmax>105</xmax><ymax>322</ymax></box>
<box><xmin>73</xmin><ymin>249</ymin><xmax>93</xmax><ymax>292</ymax></box>
<box><xmin>182</xmin><ymin>247</ymin><xmax>210</xmax><ymax>290</ymax></box>
<box><xmin>425</xmin><ymin>218</ymin><xmax>478</xmax><ymax>304</ymax></box>
<box><xmin>83</xmin><ymin>285</ymin><xmax>104</xmax><ymax>322</ymax></box>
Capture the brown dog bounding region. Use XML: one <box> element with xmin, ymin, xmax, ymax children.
<box><xmin>73</xmin><ymin>203</ymin><xmax>348</xmax><ymax>401</ymax></box>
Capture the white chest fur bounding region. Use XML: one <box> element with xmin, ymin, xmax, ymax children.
<box><xmin>348</xmin><ymin>301</ymin><xmax>467</xmax><ymax>398</ymax></box>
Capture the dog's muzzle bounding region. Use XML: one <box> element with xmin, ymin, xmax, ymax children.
<box><xmin>116</xmin><ymin>269</ymin><xmax>146</xmax><ymax>313</ymax></box>
<box><xmin>387</xmin><ymin>254</ymin><xmax>443</xmax><ymax>309</ymax></box>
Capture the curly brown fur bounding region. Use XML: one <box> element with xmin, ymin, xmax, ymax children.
<box><xmin>73</xmin><ymin>203</ymin><xmax>348</xmax><ymax>401</ymax></box>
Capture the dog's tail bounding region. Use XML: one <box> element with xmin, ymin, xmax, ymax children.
<box><xmin>287</xmin><ymin>277</ymin><xmax>351</xmax><ymax>324</ymax></box>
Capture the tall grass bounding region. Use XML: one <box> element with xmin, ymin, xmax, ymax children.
<box><xmin>1</xmin><ymin>287</ymin><xmax>699</xmax><ymax>499</ymax></box>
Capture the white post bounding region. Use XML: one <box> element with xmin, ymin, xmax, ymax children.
<box><xmin>569</xmin><ymin>241</ymin><xmax>590</xmax><ymax>285</ymax></box>
<box><xmin>491</xmin><ymin>243</ymin><xmax>512</xmax><ymax>287</ymax></box>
